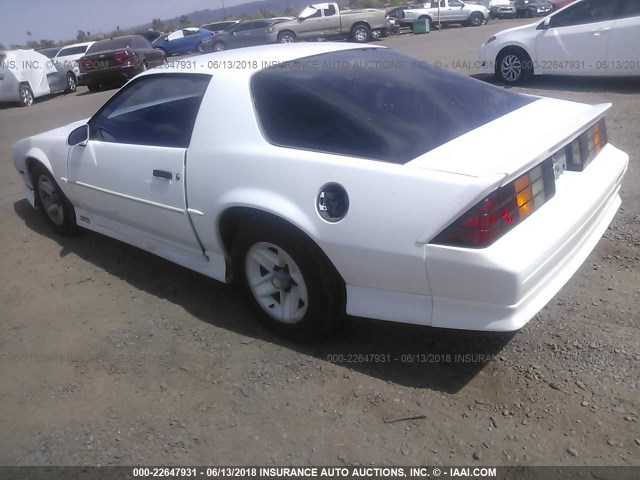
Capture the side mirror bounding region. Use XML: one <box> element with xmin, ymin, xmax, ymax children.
<box><xmin>537</xmin><ymin>17</ymin><xmax>551</xmax><ymax>30</ymax></box>
<box><xmin>298</xmin><ymin>16</ymin><xmax>304</xmax><ymax>21</ymax></box>
<box><xmin>67</xmin><ymin>125</ymin><xmax>89</xmax><ymax>147</ymax></box>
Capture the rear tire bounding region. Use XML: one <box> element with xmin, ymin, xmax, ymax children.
<box><xmin>213</xmin><ymin>41</ymin><xmax>226</xmax><ymax>52</ymax></box>
<box><xmin>32</xmin><ymin>164</ymin><xmax>78</xmax><ymax>236</ymax></box>
<box><xmin>351</xmin><ymin>24</ymin><xmax>371</xmax><ymax>43</ymax></box>
<box><xmin>87</xmin><ymin>83</ymin><xmax>101</xmax><ymax>92</ymax></box>
<box><xmin>65</xmin><ymin>72</ymin><xmax>77</xmax><ymax>93</ymax></box>
<box><xmin>232</xmin><ymin>219</ymin><xmax>343</xmax><ymax>341</ymax></box>
<box><xmin>19</xmin><ymin>84</ymin><xmax>34</xmax><ymax>107</ymax></box>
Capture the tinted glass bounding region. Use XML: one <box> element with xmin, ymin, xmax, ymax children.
<box><xmin>57</xmin><ymin>45</ymin><xmax>88</xmax><ymax>57</ymax></box>
<box><xmin>37</xmin><ymin>48</ymin><xmax>61</xmax><ymax>58</ymax></box>
<box><xmin>235</xmin><ymin>22</ymin><xmax>255</xmax><ymax>32</ymax></box>
<box><xmin>251</xmin><ymin>49</ymin><xmax>535</xmax><ymax>164</ymax></box>
<box><xmin>87</xmin><ymin>37</ymin><xmax>136</xmax><ymax>54</ymax></box>
<box><xmin>89</xmin><ymin>74</ymin><xmax>211</xmax><ymax>148</ymax></box>
<box><xmin>551</xmin><ymin>0</ymin><xmax>616</xmax><ymax>26</ymax></box>
<box><xmin>619</xmin><ymin>0</ymin><xmax>640</xmax><ymax>18</ymax></box>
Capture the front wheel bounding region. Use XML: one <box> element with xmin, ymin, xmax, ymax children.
<box><xmin>469</xmin><ymin>12</ymin><xmax>484</xmax><ymax>26</ymax></box>
<box><xmin>496</xmin><ymin>49</ymin><xmax>533</xmax><ymax>85</ymax></box>
<box><xmin>32</xmin><ymin>165</ymin><xmax>78</xmax><ymax>236</ymax></box>
<box><xmin>197</xmin><ymin>42</ymin><xmax>204</xmax><ymax>53</ymax></box>
<box><xmin>351</xmin><ymin>24</ymin><xmax>371</xmax><ymax>43</ymax></box>
<box><xmin>278</xmin><ymin>31</ymin><xmax>297</xmax><ymax>43</ymax></box>
<box><xmin>232</xmin><ymin>221</ymin><xmax>343</xmax><ymax>341</ymax></box>
<box><xmin>213</xmin><ymin>41</ymin><xmax>226</xmax><ymax>52</ymax></box>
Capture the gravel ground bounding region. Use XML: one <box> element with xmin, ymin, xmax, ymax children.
<box><xmin>0</xmin><ymin>19</ymin><xmax>638</xmax><ymax>466</ymax></box>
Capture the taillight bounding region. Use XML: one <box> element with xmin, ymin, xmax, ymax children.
<box><xmin>563</xmin><ymin>118</ymin><xmax>608</xmax><ymax>171</ymax></box>
<box><xmin>432</xmin><ymin>159</ymin><xmax>556</xmax><ymax>248</ymax></box>
<box><xmin>80</xmin><ymin>58</ymin><xmax>91</xmax><ymax>70</ymax></box>
<box><xmin>113</xmin><ymin>51</ymin><xmax>129</xmax><ymax>62</ymax></box>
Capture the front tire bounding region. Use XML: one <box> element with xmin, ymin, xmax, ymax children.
<box><xmin>32</xmin><ymin>165</ymin><xmax>78</xmax><ymax>236</ymax></box>
<box><xmin>469</xmin><ymin>12</ymin><xmax>484</xmax><ymax>26</ymax></box>
<box><xmin>351</xmin><ymin>24</ymin><xmax>371</xmax><ymax>43</ymax></box>
<box><xmin>496</xmin><ymin>48</ymin><xmax>533</xmax><ymax>85</ymax></box>
<box><xmin>19</xmin><ymin>84</ymin><xmax>34</xmax><ymax>107</ymax></box>
<box><xmin>213</xmin><ymin>41</ymin><xmax>226</xmax><ymax>52</ymax></box>
<box><xmin>278</xmin><ymin>31</ymin><xmax>297</xmax><ymax>43</ymax></box>
<box><xmin>232</xmin><ymin>220</ymin><xmax>343</xmax><ymax>341</ymax></box>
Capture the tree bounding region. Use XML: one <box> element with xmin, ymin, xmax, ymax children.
<box><xmin>284</xmin><ymin>5</ymin><xmax>296</xmax><ymax>16</ymax></box>
<box><xmin>77</xmin><ymin>30</ymin><xmax>87</xmax><ymax>41</ymax></box>
<box><xmin>39</xmin><ymin>39</ymin><xmax>55</xmax><ymax>48</ymax></box>
<box><xmin>179</xmin><ymin>15</ymin><xmax>190</xmax><ymax>25</ymax></box>
<box><xmin>151</xmin><ymin>18</ymin><xmax>164</xmax><ymax>31</ymax></box>
<box><xmin>0</xmin><ymin>42</ymin><xmax>6</xmax><ymax>50</ymax></box>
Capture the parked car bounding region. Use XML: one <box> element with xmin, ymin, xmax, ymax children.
<box><xmin>0</xmin><ymin>49</ymin><xmax>72</xmax><ymax>106</ymax></box>
<box><xmin>152</xmin><ymin>27</ymin><xmax>213</xmax><ymax>55</ymax></box>
<box><xmin>468</xmin><ymin>0</ymin><xmax>516</xmax><ymax>18</ymax></box>
<box><xmin>490</xmin><ymin>0</ymin><xmax>517</xmax><ymax>18</ymax></box>
<box><xmin>12</xmin><ymin>43</ymin><xmax>628</xmax><ymax>341</ymax></box>
<box><xmin>201</xmin><ymin>19</ymin><xmax>282</xmax><ymax>52</ymax></box>
<box><xmin>386</xmin><ymin>5</ymin><xmax>421</xmax><ymax>28</ymax></box>
<box><xmin>79</xmin><ymin>35</ymin><xmax>165</xmax><ymax>92</ymax></box>
<box><xmin>403</xmin><ymin>0</ymin><xmax>490</xmax><ymax>29</ymax></box>
<box><xmin>514</xmin><ymin>0</ymin><xmax>552</xmax><ymax>17</ymax></box>
<box><xmin>201</xmin><ymin>21</ymin><xmax>240</xmax><ymax>34</ymax></box>
<box><xmin>479</xmin><ymin>0</ymin><xmax>640</xmax><ymax>84</ymax></box>
<box><xmin>140</xmin><ymin>30</ymin><xmax>165</xmax><ymax>43</ymax></box>
<box><xmin>53</xmin><ymin>41</ymin><xmax>95</xmax><ymax>88</ymax></box>
<box><xmin>273</xmin><ymin>2</ymin><xmax>388</xmax><ymax>43</ymax></box>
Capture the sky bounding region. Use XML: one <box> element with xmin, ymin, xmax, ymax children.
<box><xmin>0</xmin><ymin>0</ymin><xmax>241</xmax><ymax>47</ymax></box>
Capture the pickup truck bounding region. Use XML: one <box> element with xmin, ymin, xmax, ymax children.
<box><xmin>273</xmin><ymin>2</ymin><xmax>388</xmax><ymax>43</ymax></box>
<box><xmin>403</xmin><ymin>0</ymin><xmax>490</xmax><ymax>29</ymax></box>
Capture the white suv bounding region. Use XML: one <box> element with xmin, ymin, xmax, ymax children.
<box><xmin>478</xmin><ymin>0</ymin><xmax>640</xmax><ymax>84</ymax></box>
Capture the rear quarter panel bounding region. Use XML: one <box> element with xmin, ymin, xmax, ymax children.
<box><xmin>185</xmin><ymin>71</ymin><xmax>499</xmax><ymax>296</ymax></box>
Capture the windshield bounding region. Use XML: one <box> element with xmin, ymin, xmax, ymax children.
<box><xmin>299</xmin><ymin>6</ymin><xmax>318</xmax><ymax>17</ymax></box>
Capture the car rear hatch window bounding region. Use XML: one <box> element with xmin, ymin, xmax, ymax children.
<box><xmin>251</xmin><ymin>48</ymin><xmax>535</xmax><ymax>164</ymax></box>
<box><xmin>87</xmin><ymin>37</ymin><xmax>134</xmax><ymax>54</ymax></box>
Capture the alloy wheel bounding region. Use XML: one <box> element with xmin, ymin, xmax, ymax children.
<box><xmin>245</xmin><ymin>242</ymin><xmax>308</xmax><ymax>324</ymax></box>
<box><xmin>501</xmin><ymin>54</ymin><xmax>522</xmax><ymax>83</ymax></box>
<box><xmin>37</xmin><ymin>175</ymin><xmax>64</xmax><ymax>225</ymax></box>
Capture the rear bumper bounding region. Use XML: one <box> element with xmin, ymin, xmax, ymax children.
<box><xmin>425</xmin><ymin>143</ymin><xmax>628</xmax><ymax>332</ymax></box>
<box><xmin>82</xmin><ymin>65</ymin><xmax>142</xmax><ymax>85</ymax></box>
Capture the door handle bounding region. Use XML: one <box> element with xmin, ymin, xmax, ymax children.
<box><xmin>153</xmin><ymin>169</ymin><xmax>172</xmax><ymax>180</ymax></box>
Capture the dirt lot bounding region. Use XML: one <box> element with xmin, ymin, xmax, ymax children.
<box><xmin>0</xmin><ymin>19</ymin><xmax>639</xmax><ymax>467</ymax></box>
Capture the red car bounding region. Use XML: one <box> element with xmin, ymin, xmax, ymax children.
<box><xmin>551</xmin><ymin>0</ymin><xmax>576</xmax><ymax>10</ymax></box>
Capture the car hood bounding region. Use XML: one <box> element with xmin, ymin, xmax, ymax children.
<box><xmin>406</xmin><ymin>97</ymin><xmax>610</xmax><ymax>178</ymax></box>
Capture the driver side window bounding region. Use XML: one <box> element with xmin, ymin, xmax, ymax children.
<box><xmin>449</xmin><ymin>0</ymin><xmax>463</xmax><ymax>7</ymax></box>
<box><xmin>89</xmin><ymin>74</ymin><xmax>211</xmax><ymax>148</ymax></box>
<box><xmin>551</xmin><ymin>0</ymin><xmax>617</xmax><ymax>27</ymax></box>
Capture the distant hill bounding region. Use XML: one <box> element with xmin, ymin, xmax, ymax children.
<box><xmin>131</xmin><ymin>0</ymin><xmax>313</xmax><ymax>31</ymax></box>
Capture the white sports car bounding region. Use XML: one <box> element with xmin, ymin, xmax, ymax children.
<box><xmin>12</xmin><ymin>43</ymin><xmax>628</xmax><ymax>340</ymax></box>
